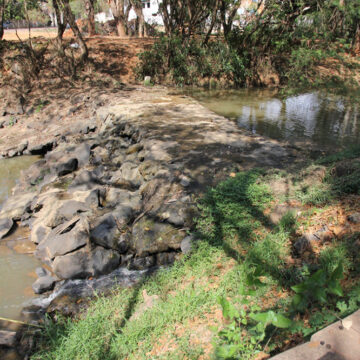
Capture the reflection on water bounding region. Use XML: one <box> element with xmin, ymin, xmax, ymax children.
<box><xmin>186</xmin><ymin>89</ymin><xmax>360</xmax><ymax>149</ymax></box>
<box><xmin>0</xmin><ymin>156</ymin><xmax>41</xmax><ymax>320</ymax></box>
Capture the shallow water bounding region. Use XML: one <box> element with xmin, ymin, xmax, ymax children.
<box><xmin>186</xmin><ymin>89</ymin><xmax>360</xmax><ymax>150</ymax></box>
<box><xmin>0</xmin><ymin>156</ymin><xmax>41</xmax><ymax>320</ymax></box>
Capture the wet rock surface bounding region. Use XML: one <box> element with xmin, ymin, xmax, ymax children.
<box><xmin>0</xmin><ymin>86</ymin><xmax>295</xmax><ymax>316</ymax></box>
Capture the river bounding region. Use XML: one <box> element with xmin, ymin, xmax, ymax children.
<box><xmin>0</xmin><ymin>156</ymin><xmax>41</xmax><ymax>320</ymax></box>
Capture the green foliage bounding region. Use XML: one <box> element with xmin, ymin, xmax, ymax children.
<box><xmin>135</xmin><ymin>36</ymin><xmax>249</xmax><ymax>87</ymax></box>
<box><xmin>291</xmin><ymin>264</ymin><xmax>344</xmax><ymax>312</ymax></box>
<box><xmin>295</xmin><ymin>183</ymin><xmax>333</xmax><ymax>205</ymax></box>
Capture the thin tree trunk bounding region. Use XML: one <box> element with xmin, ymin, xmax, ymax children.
<box><xmin>204</xmin><ymin>0</ymin><xmax>219</xmax><ymax>45</ymax></box>
<box><xmin>61</xmin><ymin>0</ymin><xmax>88</xmax><ymax>62</ymax></box>
<box><xmin>109</xmin><ymin>0</ymin><xmax>130</xmax><ymax>37</ymax></box>
<box><xmin>86</xmin><ymin>0</ymin><xmax>96</xmax><ymax>36</ymax></box>
<box><xmin>0</xmin><ymin>0</ymin><xmax>4</xmax><ymax>40</ymax></box>
<box><xmin>53</xmin><ymin>0</ymin><xmax>66</xmax><ymax>43</ymax></box>
<box><xmin>116</xmin><ymin>20</ymin><xmax>127</xmax><ymax>36</ymax></box>
<box><xmin>131</xmin><ymin>0</ymin><xmax>146</xmax><ymax>37</ymax></box>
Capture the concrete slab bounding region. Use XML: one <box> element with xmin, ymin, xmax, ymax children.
<box><xmin>270</xmin><ymin>310</ymin><xmax>360</xmax><ymax>360</ymax></box>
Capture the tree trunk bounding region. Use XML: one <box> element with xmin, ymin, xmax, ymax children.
<box><xmin>131</xmin><ymin>0</ymin><xmax>146</xmax><ymax>37</ymax></box>
<box><xmin>61</xmin><ymin>0</ymin><xmax>88</xmax><ymax>62</ymax></box>
<box><xmin>116</xmin><ymin>19</ymin><xmax>127</xmax><ymax>36</ymax></box>
<box><xmin>109</xmin><ymin>0</ymin><xmax>130</xmax><ymax>37</ymax></box>
<box><xmin>353</xmin><ymin>23</ymin><xmax>360</xmax><ymax>54</ymax></box>
<box><xmin>0</xmin><ymin>0</ymin><xmax>4</xmax><ymax>40</ymax></box>
<box><xmin>53</xmin><ymin>0</ymin><xmax>66</xmax><ymax>43</ymax></box>
<box><xmin>86</xmin><ymin>0</ymin><xmax>96</xmax><ymax>36</ymax></box>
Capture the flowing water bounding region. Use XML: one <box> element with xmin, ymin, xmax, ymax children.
<box><xmin>0</xmin><ymin>156</ymin><xmax>41</xmax><ymax>320</ymax></box>
<box><xmin>185</xmin><ymin>89</ymin><xmax>360</xmax><ymax>150</ymax></box>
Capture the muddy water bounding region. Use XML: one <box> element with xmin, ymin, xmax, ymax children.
<box><xmin>186</xmin><ymin>89</ymin><xmax>360</xmax><ymax>150</ymax></box>
<box><xmin>0</xmin><ymin>156</ymin><xmax>41</xmax><ymax>320</ymax></box>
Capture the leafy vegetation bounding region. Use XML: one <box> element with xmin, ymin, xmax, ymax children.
<box><xmin>136</xmin><ymin>0</ymin><xmax>360</xmax><ymax>90</ymax></box>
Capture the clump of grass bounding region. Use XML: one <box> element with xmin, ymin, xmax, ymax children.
<box><xmin>295</xmin><ymin>183</ymin><xmax>333</xmax><ymax>205</ymax></box>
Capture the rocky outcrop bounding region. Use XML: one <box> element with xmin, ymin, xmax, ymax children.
<box><xmin>0</xmin><ymin>87</ymin><xmax>292</xmax><ymax>315</ymax></box>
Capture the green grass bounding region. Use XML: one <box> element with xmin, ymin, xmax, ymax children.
<box><xmin>32</xmin><ymin>163</ymin><xmax>360</xmax><ymax>360</ymax></box>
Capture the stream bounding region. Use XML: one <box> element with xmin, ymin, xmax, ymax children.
<box><xmin>185</xmin><ymin>89</ymin><xmax>360</xmax><ymax>151</ymax></box>
<box><xmin>0</xmin><ymin>156</ymin><xmax>41</xmax><ymax>320</ymax></box>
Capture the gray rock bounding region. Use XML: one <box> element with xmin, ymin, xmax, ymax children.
<box><xmin>128</xmin><ymin>255</ymin><xmax>156</xmax><ymax>270</ymax></box>
<box><xmin>348</xmin><ymin>213</ymin><xmax>360</xmax><ymax>224</ymax></box>
<box><xmin>35</xmin><ymin>267</ymin><xmax>51</xmax><ymax>277</ymax></box>
<box><xmin>126</xmin><ymin>143</ymin><xmax>143</xmax><ymax>155</ymax></box>
<box><xmin>105</xmin><ymin>188</ymin><xmax>142</xmax><ymax>210</ymax></box>
<box><xmin>30</xmin><ymin>222</ymin><xmax>51</xmax><ymax>244</ymax></box>
<box><xmin>52</xmin><ymin>247</ymin><xmax>92</xmax><ymax>279</ymax></box>
<box><xmin>0</xmin><ymin>330</ymin><xmax>16</xmax><ymax>347</ymax></box>
<box><xmin>181</xmin><ymin>235</ymin><xmax>193</xmax><ymax>254</ymax></box>
<box><xmin>0</xmin><ymin>218</ymin><xmax>14</xmax><ymax>239</ymax></box>
<box><xmin>56</xmin><ymin>158</ymin><xmax>78</xmax><ymax>176</ymax></box>
<box><xmin>44</xmin><ymin>200</ymin><xmax>89</xmax><ymax>228</ymax></box>
<box><xmin>29</xmin><ymin>141</ymin><xmax>55</xmax><ymax>155</ymax></box>
<box><xmin>37</xmin><ymin>217</ymin><xmax>89</xmax><ymax>261</ymax></box>
<box><xmin>90</xmin><ymin>214</ymin><xmax>120</xmax><ymax>249</ymax></box>
<box><xmin>69</xmin><ymin>170</ymin><xmax>100</xmax><ymax>191</ymax></box>
<box><xmin>32</xmin><ymin>275</ymin><xmax>56</xmax><ymax>294</ymax></box>
<box><xmin>91</xmin><ymin>214</ymin><xmax>129</xmax><ymax>252</ymax></box>
<box><xmin>92</xmin><ymin>246</ymin><xmax>121</xmax><ymax>275</ymax></box>
<box><xmin>131</xmin><ymin>217</ymin><xmax>185</xmax><ymax>257</ymax></box>
<box><xmin>52</xmin><ymin>246</ymin><xmax>120</xmax><ymax>280</ymax></box>
<box><xmin>17</xmin><ymin>140</ymin><xmax>28</xmax><ymax>154</ymax></box>
<box><xmin>294</xmin><ymin>233</ymin><xmax>317</xmax><ymax>254</ymax></box>
<box><xmin>112</xmin><ymin>162</ymin><xmax>144</xmax><ymax>189</ymax></box>
<box><xmin>180</xmin><ymin>175</ymin><xmax>191</xmax><ymax>187</ymax></box>
<box><xmin>156</xmin><ymin>252</ymin><xmax>176</xmax><ymax>266</ymax></box>
<box><xmin>74</xmin><ymin>143</ymin><xmax>91</xmax><ymax>167</ymax></box>
<box><xmin>0</xmin><ymin>192</ymin><xmax>35</xmax><ymax>221</ymax></box>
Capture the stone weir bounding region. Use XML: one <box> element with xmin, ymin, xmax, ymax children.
<box><xmin>0</xmin><ymin>87</ymin><xmax>299</xmax><ymax>316</ymax></box>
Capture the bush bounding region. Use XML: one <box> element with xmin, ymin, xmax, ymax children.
<box><xmin>135</xmin><ymin>35</ymin><xmax>249</xmax><ymax>87</ymax></box>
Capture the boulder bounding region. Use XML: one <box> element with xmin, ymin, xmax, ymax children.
<box><xmin>30</xmin><ymin>221</ymin><xmax>51</xmax><ymax>244</ymax></box>
<box><xmin>32</xmin><ymin>275</ymin><xmax>56</xmax><ymax>294</ymax></box>
<box><xmin>36</xmin><ymin>217</ymin><xmax>89</xmax><ymax>261</ymax></box>
<box><xmin>128</xmin><ymin>255</ymin><xmax>156</xmax><ymax>270</ymax></box>
<box><xmin>28</xmin><ymin>141</ymin><xmax>55</xmax><ymax>155</ymax></box>
<box><xmin>69</xmin><ymin>170</ymin><xmax>100</xmax><ymax>191</ymax></box>
<box><xmin>55</xmin><ymin>158</ymin><xmax>78</xmax><ymax>176</ymax></box>
<box><xmin>348</xmin><ymin>213</ymin><xmax>360</xmax><ymax>224</ymax></box>
<box><xmin>0</xmin><ymin>218</ymin><xmax>14</xmax><ymax>239</ymax></box>
<box><xmin>156</xmin><ymin>252</ymin><xmax>177</xmax><ymax>266</ymax></box>
<box><xmin>181</xmin><ymin>235</ymin><xmax>193</xmax><ymax>254</ymax></box>
<box><xmin>131</xmin><ymin>217</ymin><xmax>185</xmax><ymax>257</ymax></box>
<box><xmin>52</xmin><ymin>247</ymin><xmax>92</xmax><ymax>279</ymax></box>
<box><xmin>0</xmin><ymin>192</ymin><xmax>35</xmax><ymax>221</ymax></box>
<box><xmin>0</xmin><ymin>330</ymin><xmax>16</xmax><ymax>347</ymax></box>
<box><xmin>90</xmin><ymin>214</ymin><xmax>129</xmax><ymax>253</ymax></box>
<box><xmin>112</xmin><ymin>162</ymin><xmax>144</xmax><ymax>189</ymax></box>
<box><xmin>52</xmin><ymin>246</ymin><xmax>120</xmax><ymax>280</ymax></box>
<box><xmin>105</xmin><ymin>188</ymin><xmax>141</xmax><ymax>210</ymax></box>
<box><xmin>43</xmin><ymin>200</ymin><xmax>89</xmax><ymax>228</ymax></box>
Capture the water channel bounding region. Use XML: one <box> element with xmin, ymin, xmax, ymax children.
<box><xmin>0</xmin><ymin>156</ymin><xmax>41</xmax><ymax>320</ymax></box>
<box><xmin>185</xmin><ymin>89</ymin><xmax>360</xmax><ymax>151</ymax></box>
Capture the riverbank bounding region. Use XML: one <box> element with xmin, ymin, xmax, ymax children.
<box><xmin>0</xmin><ymin>85</ymin><xmax>298</xmax><ymax>358</ymax></box>
<box><xmin>0</xmin><ymin>82</ymin><xmax>358</xmax><ymax>358</ymax></box>
<box><xmin>32</xmin><ymin>145</ymin><xmax>360</xmax><ymax>360</ymax></box>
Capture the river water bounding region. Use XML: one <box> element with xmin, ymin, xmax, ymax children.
<box><xmin>0</xmin><ymin>156</ymin><xmax>41</xmax><ymax>320</ymax></box>
<box><xmin>186</xmin><ymin>89</ymin><xmax>360</xmax><ymax>151</ymax></box>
